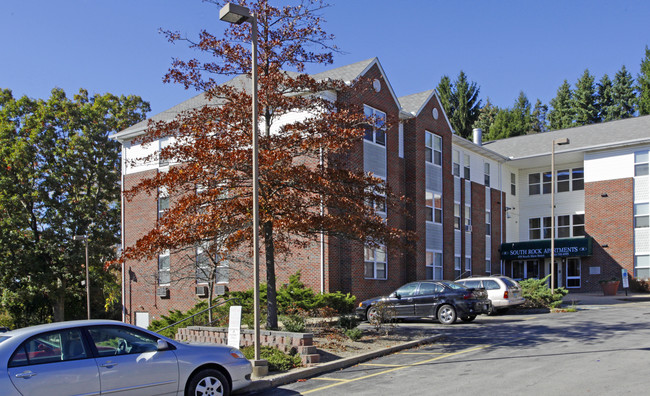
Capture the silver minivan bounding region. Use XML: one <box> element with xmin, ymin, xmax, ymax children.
<box><xmin>456</xmin><ymin>276</ymin><xmax>525</xmax><ymax>314</ymax></box>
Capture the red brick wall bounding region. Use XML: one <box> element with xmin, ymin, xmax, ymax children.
<box><xmin>583</xmin><ymin>178</ymin><xmax>634</xmax><ymax>292</ymax></box>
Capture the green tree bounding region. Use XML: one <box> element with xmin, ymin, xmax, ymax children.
<box><xmin>548</xmin><ymin>80</ymin><xmax>574</xmax><ymax>130</ymax></box>
<box><xmin>485</xmin><ymin>108</ymin><xmax>515</xmax><ymax>141</ymax></box>
<box><xmin>612</xmin><ymin>65</ymin><xmax>636</xmax><ymax>119</ymax></box>
<box><xmin>597</xmin><ymin>74</ymin><xmax>616</xmax><ymax>122</ymax></box>
<box><xmin>472</xmin><ymin>98</ymin><xmax>498</xmax><ymax>135</ymax></box>
<box><xmin>0</xmin><ymin>88</ymin><xmax>149</xmax><ymax>326</ymax></box>
<box><xmin>485</xmin><ymin>92</ymin><xmax>532</xmax><ymax>140</ymax></box>
<box><xmin>531</xmin><ymin>99</ymin><xmax>548</xmax><ymax>133</ymax></box>
<box><xmin>637</xmin><ymin>46</ymin><xmax>650</xmax><ymax>115</ymax></box>
<box><xmin>573</xmin><ymin>69</ymin><xmax>598</xmax><ymax>126</ymax></box>
<box><xmin>437</xmin><ymin>71</ymin><xmax>481</xmax><ymax>139</ymax></box>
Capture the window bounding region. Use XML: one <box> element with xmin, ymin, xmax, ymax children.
<box><xmin>425</xmin><ymin>132</ymin><xmax>442</xmax><ymax>165</ymax></box>
<box><xmin>366</xmin><ymin>182</ymin><xmax>386</xmax><ymax>214</ymax></box>
<box><xmin>452</xmin><ymin>150</ymin><xmax>460</xmax><ymax>176</ymax></box>
<box><xmin>529</xmin><ymin>173</ymin><xmax>540</xmax><ymax>195</ymax></box>
<box><xmin>635</xmin><ymin>151</ymin><xmax>649</xmax><ymax>176</ymax></box>
<box><xmin>463</xmin><ymin>154</ymin><xmax>470</xmax><ymax>179</ymax></box>
<box><xmin>566</xmin><ymin>258</ymin><xmax>581</xmax><ymax>288</ymax></box>
<box><xmin>87</xmin><ymin>326</ymin><xmax>159</xmax><ymax>357</ymax></box>
<box><xmin>364</xmin><ymin>246</ymin><xmax>387</xmax><ymax>279</ymax></box>
<box><xmin>557</xmin><ymin>169</ymin><xmax>570</xmax><ymax>192</ymax></box>
<box><xmin>196</xmin><ymin>246</ymin><xmax>213</xmax><ymax>284</ymax></box>
<box><xmin>486</xmin><ymin>259</ymin><xmax>492</xmax><ymax>275</ymax></box>
<box><xmin>464</xmin><ymin>205</ymin><xmax>471</xmax><ymax>231</ymax></box>
<box><xmin>9</xmin><ymin>329</ymin><xmax>88</xmax><ymax>367</ymax></box>
<box><xmin>454</xmin><ymin>203</ymin><xmax>461</xmax><ymax>230</ymax></box>
<box><xmin>557</xmin><ymin>215</ymin><xmax>571</xmax><ymax>238</ymax></box>
<box><xmin>529</xmin><ymin>218</ymin><xmax>541</xmax><ymax>240</ymax></box>
<box><xmin>635</xmin><ymin>255</ymin><xmax>650</xmax><ymax>279</ymax></box>
<box><xmin>159</xmin><ymin>136</ymin><xmax>171</xmax><ymax>167</ymax></box>
<box><xmin>158</xmin><ymin>187</ymin><xmax>169</xmax><ymax>219</ymax></box>
<box><xmin>573</xmin><ymin>214</ymin><xmax>585</xmax><ymax>236</ymax></box>
<box><xmin>158</xmin><ymin>251</ymin><xmax>170</xmax><ymax>285</ymax></box>
<box><xmin>542</xmin><ymin>171</ymin><xmax>552</xmax><ymax>194</ymax></box>
<box><xmin>486</xmin><ymin>211</ymin><xmax>492</xmax><ymax>236</ymax></box>
<box><xmin>511</xmin><ymin>173</ymin><xmax>516</xmax><ymax>196</ymax></box>
<box><xmin>543</xmin><ymin>216</ymin><xmax>552</xmax><ymax>239</ymax></box>
<box><xmin>425</xmin><ymin>191</ymin><xmax>442</xmax><ymax>223</ymax></box>
<box><xmin>363</xmin><ymin>105</ymin><xmax>386</xmax><ymax>146</ymax></box>
<box><xmin>572</xmin><ymin>168</ymin><xmax>584</xmax><ymax>190</ymax></box>
<box><xmin>426</xmin><ymin>251</ymin><xmax>443</xmax><ymax>280</ymax></box>
<box><xmin>635</xmin><ymin>203</ymin><xmax>649</xmax><ymax>228</ymax></box>
<box><xmin>454</xmin><ymin>256</ymin><xmax>462</xmax><ymax>280</ymax></box>
<box><xmin>484</xmin><ymin>162</ymin><xmax>490</xmax><ymax>187</ymax></box>
<box><xmin>465</xmin><ymin>257</ymin><xmax>472</xmax><ymax>275</ymax></box>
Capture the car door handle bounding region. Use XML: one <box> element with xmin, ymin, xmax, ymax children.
<box><xmin>15</xmin><ymin>371</ymin><xmax>37</xmax><ymax>379</ymax></box>
<box><xmin>100</xmin><ymin>361</ymin><xmax>118</xmax><ymax>368</ymax></box>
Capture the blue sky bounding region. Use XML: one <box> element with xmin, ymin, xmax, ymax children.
<box><xmin>2</xmin><ymin>0</ymin><xmax>649</xmax><ymax>117</ymax></box>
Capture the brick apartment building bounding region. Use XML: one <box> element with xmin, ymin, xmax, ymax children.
<box><xmin>112</xmin><ymin>58</ymin><xmax>650</xmax><ymax>327</ymax></box>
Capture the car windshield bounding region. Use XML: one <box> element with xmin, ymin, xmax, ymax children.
<box><xmin>441</xmin><ymin>281</ymin><xmax>467</xmax><ymax>290</ymax></box>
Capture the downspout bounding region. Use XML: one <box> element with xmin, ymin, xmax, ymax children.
<box><xmin>121</xmin><ymin>144</ymin><xmax>127</xmax><ymax>323</ymax></box>
<box><xmin>499</xmin><ymin>161</ymin><xmax>504</xmax><ymax>275</ymax></box>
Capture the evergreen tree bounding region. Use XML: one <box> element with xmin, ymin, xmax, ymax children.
<box><xmin>637</xmin><ymin>46</ymin><xmax>650</xmax><ymax>115</ymax></box>
<box><xmin>573</xmin><ymin>69</ymin><xmax>598</xmax><ymax>125</ymax></box>
<box><xmin>437</xmin><ymin>71</ymin><xmax>481</xmax><ymax>139</ymax></box>
<box><xmin>472</xmin><ymin>98</ymin><xmax>499</xmax><ymax>134</ymax></box>
<box><xmin>548</xmin><ymin>80</ymin><xmax>574</xmax><ymax>130</ymax></box>
<box><xmin>486</xmin><ymin>108</ymin><xmax>514</xmax><ymax>141</ymax></box>
<box><xmin>597</xmin><ymin>74</ymin><xmax>616</xmax><ymax>122</ymax></box>
<box><xmin>612</xmin><ymin>65</ymin><xmax>636</xmax><ymax>119</ymax></box>
<box><xmin>531</xmin><ymin>99</ymin><xmax>548</xmax><ymax>133</ymax></box>
<box><xmin>511</xmin><ymin>91</ymin><xmax>533</xmax><ymax>135</ymax></box>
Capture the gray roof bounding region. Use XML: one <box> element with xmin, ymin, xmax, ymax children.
<box><xmin>112</xmin><ymin>60</ymin><xmax>379</xmax><ymax>141</ymax></box>
<box><xmin>398</xmin><ymin>90</ymin><xmax>435</xmax><ymax>116</ymax></box>
<box><xmin>483</xmin><ymin>115</ymin><xmax>650</xmax><ymax>159</ymax></box>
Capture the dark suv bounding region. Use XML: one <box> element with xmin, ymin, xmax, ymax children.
<box><xmin>355</xmin><ymin>280</ymin><xmax>492</xmax><ymax>324</ymax></box>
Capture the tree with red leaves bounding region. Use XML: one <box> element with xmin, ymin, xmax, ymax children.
<box><xmin>123</xmin><ymin>0</ymin><xmax>412</xmax><ymax>329</ymax></box>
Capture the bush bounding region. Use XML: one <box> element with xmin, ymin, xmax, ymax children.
<box><xmin>338</xmin><ymin>314</ymin><xmax>360</xmax><ymax>330</ymax></box>
<box><xmin>344</xmin><ymin>328</ymin><xmax>363</xmax><ymax>341</ymax></box>
<box><xmin>240</xmin><ymin>345</ymin><xmax>302</xmax><ymax>372</ymax></box>
<box><xmin>276</xmin><ymin>272</ymin><xmax>356</xmax><ymax>315</ymax></box>
<box><xmin>281</xmin><ymin>313</ymin><xmax>306</xmax><ymax>333</ymax></box>
<box><xmin>519</xmin><ymin>275</ymin><xmax>568</xmax><ymax>308</ymax></box>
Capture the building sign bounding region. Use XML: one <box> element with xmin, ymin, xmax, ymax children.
<box><xmin>500</xmin><ymin>238</ymin><xmax>593</xmax><ymax>260</ymax></box>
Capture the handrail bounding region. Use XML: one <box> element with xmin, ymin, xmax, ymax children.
<box><xmin>157</xmin><ymin>297</ymin><xmax>241</xmax><ymax>333</ymax></box>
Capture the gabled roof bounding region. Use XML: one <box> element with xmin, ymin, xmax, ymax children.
<box><xmin>311</xmin><ymin>58</ymin><xmax>376</xmax><ymax>83</ymax></box>
<box><xmin>397</xmin><ymin>89</ymin><xmax>455</xmax><ymax>135</ymax></box>
<box><xmin>483</xmin><ymin>115</ymin><xmax>650</xmax><ymax>159</ymax></box>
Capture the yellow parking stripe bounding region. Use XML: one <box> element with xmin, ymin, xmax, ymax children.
<box><xmin>301</xmin><ymin>345</ymin><xmax>489</xmax><ymax>395</ymax></box>
<box><xmin>359</xmin><ymin>363</ymin><xmax>403</xmax><ymax>367</ymax></box>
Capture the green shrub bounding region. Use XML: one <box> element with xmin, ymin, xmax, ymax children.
<box><xmin>241</xmin><ymin>345</ymin><xmax>302</xmax><ymax>372</ymax></box>
<box><xmin>338</xmin><ymin>314</ymin><xmax>360</xmax><ymax>330</ymax></box>
<box><xmin>344</xmin><ymin>328</ymin><xmax>363</xmax><ymax>341</ymax></box>
<box><xmin>276</xmin><ymin>272</ymin><xmax>356</xmax><ymax>315</ymax></box>
<box><xmin>281</xmin><ymin>314</ymin><xmax>306</xmax><ymax>333</ymax></box>
<box><xmin>519</xmin><ymin>275</ymin><xmax>568</xmax><ymax>309</ymax></box>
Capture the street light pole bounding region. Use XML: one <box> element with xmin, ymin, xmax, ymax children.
<box><xmin>73</xmin><ymin>235</ymin><xmax>91</xmax><ymax>319</ymax></box>
<box><xmin>219</xmin><ymin>3</ymin><xmax>262</xmax><ymax>371</ymax></box>
<box><xmin>550</xmin><ymin>137</ymin><xmax>569</xmax><ymax>294</ymax></box>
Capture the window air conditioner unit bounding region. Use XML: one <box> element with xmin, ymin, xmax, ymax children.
<box><xmin>465</xmin><ymin>225</ymin><xmax>473</xmax><ymax>232</ymax></box>
<box><xmin>156</xmin><ymin>287</ymin><xmax>169</xmax><ymax>298</ymax></box>
<box><xmin>215</xmin><ymin>284</ymin><xmax>227</xmax><ymax>296</ymax></box>
<box><xmin>196</xmin><ymin>285</ymin><xmax>209</xmax><ymax>298</ymax></box>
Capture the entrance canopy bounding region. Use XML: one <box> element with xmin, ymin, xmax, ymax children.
<box><xmin>500</xmin><ymin>237</ymin><xmax>593</xmax><ymax>260</ymax></box>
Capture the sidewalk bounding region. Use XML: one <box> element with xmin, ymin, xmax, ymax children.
<box><xmin>562</xmin><ymin>291</ymin><xmax>650</xmax><ymax>306</ymax></box>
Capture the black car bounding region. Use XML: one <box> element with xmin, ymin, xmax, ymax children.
<box><xmin>355</xmin><ymin>280</ymin><xmax>492</xmax><ymax>324</ymax></box>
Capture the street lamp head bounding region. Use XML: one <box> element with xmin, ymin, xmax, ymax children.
<box><xmin>219</xmin><ymin>3</ymin><xmax>253</xmax><ymax>24</ymax></box>
<box><xmin>554</xmin><ymin>137</ymin><xmax>570</xmax><ymax>145</ymax></box>
<box><xmin>73</xmin><ymin>235</ymin><xmax>86</xmax><ymax>241</ymax></box>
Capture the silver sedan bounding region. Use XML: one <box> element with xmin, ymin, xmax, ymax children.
<box><xmin>0</xmin><ymin>319</ymin><xmax>252</xmax><ymax>396</ymax></box>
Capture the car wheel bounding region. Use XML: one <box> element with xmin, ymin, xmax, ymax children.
<box><xmin>187</xmin><ymin>368</ymin><xmax>230</xmax><ymax>396</ymax></box>
<box><xmin>460</xmin><ymin>315</ymin><xmax>476</xmax><ymax>322</ymax></box>
<box><xmin>437</xmin><ymin>304</ymin><xmax>457</xmax><ymax>325</ymax></box>
<box><xmin>366</xmin><ymin>306</ymin><xmax>378</xmax><ymax>322</ymax></box>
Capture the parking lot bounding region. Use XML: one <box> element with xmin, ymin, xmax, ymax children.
<box><xmin>248</xmin><ymin>298</ymin><xmax>650</xmax><ymax>395</ymax></box>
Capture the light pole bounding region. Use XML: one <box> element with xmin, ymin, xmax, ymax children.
<box><xmin>73</xmin><ymin>235</ymin><xmax>91</xmax><ymax>319</ymax></box>
<box><xmin>219</xmin><ymin>2</ymin><xmax>263</xmax><ymax>371</ymax></box>
<box><xmin>550</xmin><ymin>137</ymin><xmax>569</xmax><ymax>294</ymax></box>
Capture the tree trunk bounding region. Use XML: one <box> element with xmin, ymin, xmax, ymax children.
<box><xmin>52</xmin><ymin>279</ymin><xmax>66</xmax><ymax>322</ymax></box>
<box><xmin>263</xmin><ymin>221</ymin><xmax>278</xmax><ymax>329</ymax></box>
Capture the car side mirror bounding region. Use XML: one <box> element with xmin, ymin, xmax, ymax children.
<box><xmin>157</xmin><ymin>339</ymin><xmax>169</xmax><ymax>351</ymax></box>
<box><xmin>391</xmin><ymin>292</ymin><xmax>401</xmax><ymax>299</ymax></box>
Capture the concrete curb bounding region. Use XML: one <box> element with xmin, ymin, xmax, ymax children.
<box><xmin>242</xmin><ymin>334</ymin><xmax>443</xmax><ymax>393</ymax></box>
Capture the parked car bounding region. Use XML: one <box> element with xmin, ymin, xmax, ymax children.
<box><xmin>355</xmin><ymin>280</ymin><xmax>492</xmax><ymax>324</ymax></box>
<box><xmin>456</xmin><ymin>275</ymin><xmax>525</xmax><ymax>314</ymax></box>
<box><xmin>0</xmin><ymin>319</ymin><xmax>251</xmax><ymax>396</ymax></box>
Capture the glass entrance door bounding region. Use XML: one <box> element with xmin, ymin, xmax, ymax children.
<box><xmin>566</xmin><ymin>258</ymin><xmax>581</xmax><ymax>288</ymax></box>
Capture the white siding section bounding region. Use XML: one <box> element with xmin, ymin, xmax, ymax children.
<box><xmin>636</xmin><ymin>229</ymin><xmax>650</xmax><ymax>253</ymax></box>
<box><xmin>124</xmin><ymin>139</ymin><xmax>163</xmax><ymax>175</ymax></box>
<box><xmin>584</xmin><ymin>147</ymin><xmax>637</xmax><ymax>182</ymax></box>
<box><xmin>635</xmin><ymin>178</ymin><xmax>649</xmax><ymax>202</ymax></box>
<box><xmin>363</xmin><ymin>141</ymin><xmax>387</xmax><ymax>178</ymax></box>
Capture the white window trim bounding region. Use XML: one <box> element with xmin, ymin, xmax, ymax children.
<box><xmin>364</xmin><ymin>245</ymin><xmax>387</xmax><ymax>280</ymax></box>
<box><xmin>158</xmin><ymin>250</ymin><xmax>171</xmax><ymax>286</ymax></box>
<box><xmin>363</xmin><ymin>105</ymin><xmax>387</xmax><ymax>147</ymax></box>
